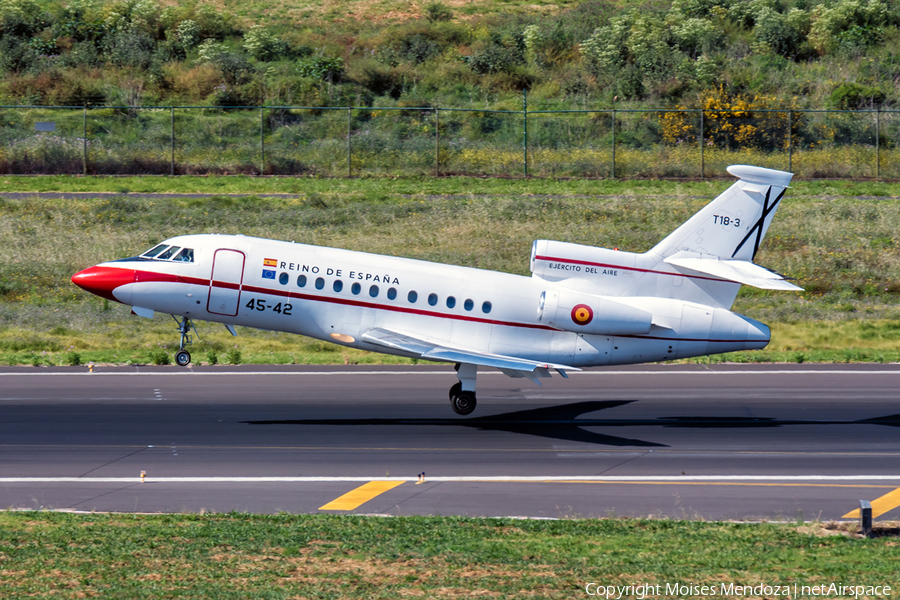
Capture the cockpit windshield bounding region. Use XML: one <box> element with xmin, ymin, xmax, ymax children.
<box><xmin>142</xmin><ymin>244</ymin><xmax>169</xmax><ymax>258</ymax></box>
<box><xmin>139</xmin><ymin>244</ymin><xmax>195</xmax><ymax>263</ymax></box>
<box><xmin>157</xmin><ymin>246</ymin><xmax>181</xmax><ymax>260</ymax></box>
<box><xmin>172</xmin><ymin>248</ymin><xmax>194</xmax><ymax>262</ymax></box>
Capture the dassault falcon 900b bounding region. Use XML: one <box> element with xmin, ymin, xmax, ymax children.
<box><xmin>72</xmin><ymin>165</ymin><xmax>800</xmax><ymax>415</ymax></box>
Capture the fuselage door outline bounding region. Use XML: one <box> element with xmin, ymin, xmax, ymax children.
<box><xmin>208</xmin><ymin>248</ymin><xmax>246</xmax><ymax>317</ymax></box>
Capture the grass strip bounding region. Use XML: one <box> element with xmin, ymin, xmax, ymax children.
<box><xmin>1</xmin><ymin>174</ymin><xmax>899</xmax><ymax>199</ymax></box>
<box><xmin>0</xmin><ymin>512</ymin><xmax>896</xmax><ymax>599</ymax></box>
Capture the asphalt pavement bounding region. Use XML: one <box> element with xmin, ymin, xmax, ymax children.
<box><xmin>1</xmin><ymin>364</ymin><xmax>898</xmax><ymax>521</ymax></box>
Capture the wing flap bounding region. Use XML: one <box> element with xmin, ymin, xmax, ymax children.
<box><xmin>360</xmin><ymin>328</ymin><xmax>580</xmax><ymax>376</ymax></box>
<box><xmin>664</xmin><ymin>256</ymin><xmax>803</xmax><ymax>291</ymax></box>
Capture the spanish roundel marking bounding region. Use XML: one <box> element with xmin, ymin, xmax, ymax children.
<box><xmin>571</xmin><ymin>304</ymin><xmax>593</xmax><ymax>326</ymax></box>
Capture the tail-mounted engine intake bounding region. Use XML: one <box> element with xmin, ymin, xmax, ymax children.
<box><xmin>537</xmin><ymin>289</ymin><xmax>653</xmax><ymax>335</ymax></box>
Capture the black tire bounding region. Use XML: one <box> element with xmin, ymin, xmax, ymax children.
<box><xmin>449</xmin><ymin>381</ymin><xmax>462</xmax><ymax>400</ymax></box>
<box><xmin>451</xmin><ymin>391</ymin><xmax>476</xmax><ymax>415</ymax></box>
<box><xmin>175</xmin><ymin>350</ymin><xmax>191</xmax><ymax>367</ymax></box>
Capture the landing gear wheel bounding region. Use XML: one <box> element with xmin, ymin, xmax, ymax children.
<box><xmin>175</xmin><ymin>350</ymin><xmax>191</xmax><ymax>367</ymax></box>
<box><xmin>449</xmin><ymin>382</ymin><xmax>477</xmax><ymax>415</ymax></box>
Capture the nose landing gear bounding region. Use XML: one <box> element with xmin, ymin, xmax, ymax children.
<box><xmin>172</xmin><ymin>316</ymin><xmax>199</xmax><ymax>366</ymax></box>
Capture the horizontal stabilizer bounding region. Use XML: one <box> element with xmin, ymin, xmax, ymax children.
<box><xmin>665</xmin><ymin>256</ymin><xmax>803</xmax><ymax>291</ymax></box>
<box><xmin>361</xmin><ymin>328</ymin><xmax>580</xmax><ymax>376</ymax></box>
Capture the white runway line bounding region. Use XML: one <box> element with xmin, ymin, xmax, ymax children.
<box><xmin>2</xmin><ymin>475</ymin><xmax>900</xmax><ymax>483</ymax></box>
<box><xmin>1</xmin><ymin>369</ymin><xmax>899</xmax><ymax>377</ymax></box>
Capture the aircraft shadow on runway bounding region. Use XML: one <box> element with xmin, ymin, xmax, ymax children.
<box><xmin>243</xmin><ymin>401</ymin><xmax>900</xmax><ymax>448</ymax></box>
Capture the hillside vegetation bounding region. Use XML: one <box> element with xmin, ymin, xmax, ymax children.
<box><xmin>0</xmin><ymin>0</ymin><xmax>897</xmax><ymax>111</ymax></box>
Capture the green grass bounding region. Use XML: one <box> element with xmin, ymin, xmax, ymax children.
<box><xmin>1</xmin><ymin>174</ymin><xmax>899</xmax><ymax>197</ymax></box>
<box><xmin>2</xmin><ymin>178</ymin><xmax>900</xmax><ymax>365</ymax></box>
<box><xmin>0</xmin><ymin>512</ymin><xmax>895</xmax><ymax>599</ymax></box>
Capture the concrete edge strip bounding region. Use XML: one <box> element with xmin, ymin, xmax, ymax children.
<box><xmin>2</xmin><ymin>475</ymin><xmax>900</xmax><ymax>483</ymax></box>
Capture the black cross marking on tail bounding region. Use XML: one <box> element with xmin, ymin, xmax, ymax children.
<box><xmin>731</xmin><ymin>186</ymin><xmax>785</xmax><ymax>260</ymax></box>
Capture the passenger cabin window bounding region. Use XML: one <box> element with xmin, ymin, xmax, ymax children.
<box><xmin>428</xmin><ymin>293</ymin><xmax>438</xmax><ymax>306</ymax></box>
<box><xmin>408</xmin><ymin>291</ymin><xmax>418</xmax><ymax>303</ymax></box>
<box><xmin>369</xmin><ymin>285</ymin><xmax>379</xmax><ymax>298</ymax></box>
<box><xmin>279</xmin><ymin>273</ymin><xmax>289</xmax><ymax>285</ymax></box>
<box><xmin>297</xmin><ymin>275</ymin><xmax>307</xmax><ymax>287</ymax></box>
<box><xmin>387</xmin><ymin>287</ymin><xmax>397</xmax><ymax>300</ymax></box>
<box><xmin>315</xmin><ymin>277</ymin><xmax>325</xmax><ymax>290</ymax></box>
<box><xmin>482</xmin><ymin>301</ymin><xmax>492</xmax><ymax>314</ymax></box>
<box><xmin>351</xmin><ymin>283</ymin><xmax>361</xmax><ymax>295</ymax></box>
<box><xmin>333</xmin><ymin>280</ymin><xmax>343</xmax><ymax>292</ymax></box>
<box><xmin>446</xmin><ymin>296</ymin><xmax>456</xmax><ymax>309</ymax></box>
<box><xmin>464</xmin><ymin>299</ymin><xmax>474</xmax><ymax>311</ymax></box>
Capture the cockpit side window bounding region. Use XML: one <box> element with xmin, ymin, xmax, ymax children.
<box><xmin>172</xmin><ymin>248</ymin><xmax>194</xmax><ymax>262</ymax></box>
<box><xmin>142</xmin><ymin>244</ymin><xmax>169</xmax><ymax>258</ymax></box>
<box><xmin>156</xmin><ymin>246</ymin><xmax>181</xmax><ymax>260</ymax></box>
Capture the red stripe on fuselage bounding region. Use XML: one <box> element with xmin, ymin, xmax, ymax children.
<box><xmin>92</xmin><ymin>266</ymin><xmax>761</xmax><ymax>343</ymax></box>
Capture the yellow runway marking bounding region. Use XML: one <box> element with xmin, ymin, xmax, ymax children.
<box><xmin>319</xmin><ymin>480</ymin><xmax>405</xmax><ymax>511</ymax></box>
<box><xmin>842</xmin><ymin>487</ymin><xmax>900</xmax><ymax>519</ymax></box>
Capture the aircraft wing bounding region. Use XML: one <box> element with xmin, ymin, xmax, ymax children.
<box><xmin>360</xmin><ymin>327</ymin><xmax>580</xmax><ymax>385</ymax></box>
<box><xmin>664</xmin><ymin>256</ymin><xmax>803</xmax><ymax>291</ymax></box>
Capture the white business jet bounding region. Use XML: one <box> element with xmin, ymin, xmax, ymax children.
<box><xmin>72</xmin><ymin>165</ymin><xmax>800</xmax><ymax>415</ymax></box>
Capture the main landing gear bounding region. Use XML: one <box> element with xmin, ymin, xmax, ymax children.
<box><xmin>449</xmin><ymin>363</ymin><xmax>478</xmax><ymax>415</ymax></box>
<box><xmin>172</xmin><ymin>316</ymin><xmax>199</xmax><ymax>366</ymax></box>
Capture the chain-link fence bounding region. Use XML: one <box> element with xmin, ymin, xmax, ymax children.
<box><xmin>1</xmin><ymin>103</ymin><xmax>896</xmax><ymax>178</ymax></box>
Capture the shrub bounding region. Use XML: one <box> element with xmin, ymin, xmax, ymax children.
<box><xmin>0</xmin><ymin>0</ymin><xmax>48</xmax><ymax>37</ymax></box>
<box><xmin>243</xmin><ymin>25</ymin><xmax>288</xmax><ymax>61</ymax></box>
<box><xmin>829</xmin><ymin>81</ymin><xmax>886</xmax><ymax>109</ymax></box>
<box><xmin>348</xmin><ymin>59</ymin><xmax>404</xmax><ymax>97</ymax></box>
<box><xmin>808</xmin><ymin>0</ymin><xmax>896</xmax><ymax>55</ymax></box>
<box><xmin>105</xmin><ymin>30</ymin><xmax>155</xmax><ymax>69</ymax></box>
<box><xmin>424</xmin><ymin>2</ymin><xmax>453</xmax><ymax>23</ymax></box>
<box><xmin>64</xmin><ymin>351</ymin><xmax>81</xmax><ymax>366</ymax></box>
<box><xmin>754</xmin><ymin>8</ymin><xmax>809</xmax><ymax>59</ymax></box>
<box><xmin>206</xmin><ymin>350</ymin><xmax>218</xmax><ymax>365</ymax></box>
<box><xmin>149</xmin><ymin>349</ymin><xmax>170</xmax><ymax>365</ymax></box>
<box><xmin>165</xmin><ymin>62</ymin><xmax>223</xmax><ymax>100</ymax></box>
<box><xmin>224</xmin><ymin>348</ymin><xmax>241</xmax><ymax>365</ymax></box>
<box><xmin>464</xmin><ymin>43</ymin><xmax>522</xmax><ymax>75</ymax></box>
<box><xmin>175</xmin><ymin>19</ymin><xmax>200</xmax><ymax>48</ymax></box>
<box><xmin>296</xmin><ymin>56</ymin><xmax>344</xmax><ymax>82</ymax></box>
<box><xmin>660</xmin><ymin>86</ymin><xmax>804</xmax><ymax>150</ymax></box>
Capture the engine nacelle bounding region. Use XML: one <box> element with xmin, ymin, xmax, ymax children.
<box><xmin>537</xmin><ymin>289</ymin><xmax>653</xmax><ymax>335</ymax></box>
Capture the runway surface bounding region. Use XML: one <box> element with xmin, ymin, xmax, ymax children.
<box><xmin>1</xmin><ymin>364</ymin><xmax>898</xmax><ymax>521</ymax></box>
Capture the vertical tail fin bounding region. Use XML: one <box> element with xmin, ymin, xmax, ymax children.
<box><xmin>649</xmin><ymin>165</ymin><xmax>793</xmax><ymax>261</ymax></box>
<box><xmin>529</xmin><ymin>165</ymin><xmax>798</xmax><ymax>310</ymax></box>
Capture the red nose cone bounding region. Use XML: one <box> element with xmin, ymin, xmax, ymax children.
<box><xmin>71</xmin><ymin>266</ymin><xmax>135</xmax><ymax>303</ymax></box>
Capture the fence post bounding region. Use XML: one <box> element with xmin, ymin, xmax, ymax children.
<box><xmin>434</xmin><ymin>107</ymin><xmax>440</xmax><ymax>177</ymax></box>
<box><xmin>523</xmin><ymin>89</ymin><xmax>528</xmax><ymax>177</ymax></box>
<box><xmin>170</xmin><ymin>107</ymin><xmax>175</xmax><ymax>176</ymax></box>
<box><xmin>788</xmin><ymin>110</ymin><xmax>793</xmax><ymax>173</ymax></box>
<box><xmin>699</xmin><ymin>109</ymin><xmax>704</xmax><ymax>179</ymax></box>
<box><xmin>876</xmin><ymin>107</ymin><xmax>880</xmax><ymax>179</ymax></box>
<box><xmin>347</xmin><ymin>108</ymin><xmax>352</xmax><ymax>178</ymax></box>
<box><xmin>611</xmin><ymin>109</ymin><xmax>616</xmax><ymax>179</ymax></box>
<box><xmin>82</xmin><ymin>106</ymin><xmax>87</xmax><ymax>176</ymax></box>
<box><xmin>260</xmin><ymin>106</ymin><xmax>265</xmax><ymax>176</ymax></box>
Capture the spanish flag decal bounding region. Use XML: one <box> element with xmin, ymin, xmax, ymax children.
<box><xmin>263</xmin><ymin>258</ymin><xmax>277</xmax><ymax>267</ymax></box>
<box><xmin>571</xmin><ymin>304</ymin><xmax>593</xmax><ymax>326</ymax></box>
